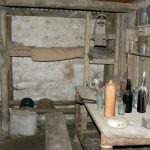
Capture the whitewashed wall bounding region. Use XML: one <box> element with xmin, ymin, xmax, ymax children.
<box><xmin>12</xmin><ymin>16</ymin><xmax>104</xmax><ymax>101</ymax></box>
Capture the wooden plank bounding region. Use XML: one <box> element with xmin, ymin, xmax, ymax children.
<box><xmin>1</xmin><ymin>10</ymin><xmax>7</xmax><ymax>49</ymax></box>
<box><xmin>75</xmin><ymin>86</ymin><xmax>97</xmax><ymax>101</ymax></box>
<box><xmin>89</xmin><ymin>47</ymin><xmax>115</xmax><ymax>64</ymax></box>
<box><xmin>114</xmin><ymin>13</ymin><xmax>121</xmax><ymax>90</ymax></box>
<box><xmin>45</xmin><ymin>112</ymin><xmax>72</xmax><ymax>150</ymax></box>
<box><xmin>103</xmin><ymin>65</ymin><xmax>114</xmax><ymax>83</ymax></box>
<box><xmin>5</xmin><ymin>7</ymin><xmax>86</xmax><ymax>18</ymax></box>
<box><xmin>83</xmin><ymin>12</ymin><xmax>92</xmax><ymax>132</ymax></box>
<box><xmin>0</xmin><ymin>10</ymin><xmax>7</xmax><ymax>60</ymax></box>
<box><xmin>103</xmin><ymin>14</ymin><xmax>116</xmax><ymax>83</ymax></box>
<box><xmin>119</xmin><ymin>13</ymin><xmax>127</xmax><ymax>80</ymax></box>
<box><xmin>7</xmin><ymin>16</ymin><xmax>14</xmax><ymax>104</ymax></box>
<box><xmin>8</xmin><ymin>43</ymin><xmax>85</xmax><ymax>60</ymax></box>
<box><xmin>83</xmin><ymin>12</ymin><xmax>92</xmax><ymax>86</ymax></box>
<box><xmin>75</xmin><ymin>93</ymin><xmax>81</xmax><ymax>129</ymax></box>
<box><xmin>1</xmin><ymin>63</ymin><xmax>9</xmax><ymax>132</ymax></box>
<box><xmin>9</xmin><ymin>49</ymin><xmax>31</xmax><ymax>57</ymax></box>
<box><xmin>127</xmin><ymin>54</ymin><xmax>140</xmax><ymax>88</ymax></box>
<box><xmin>31</xmin><ymin>47</ymin><xmax>84</xmax><ymax>61</ymax></box>
<box><xmin>127</xmin><ymin>52</ymin><xmax>150</xmax><ymax>58</ymax></box>
<box><xmin>9</xmin><ymin>100</ymin><xmax>75</xmax><ymax>106</ymax></box>
<box><xmin>0</xmin><ymin>0</ymin><xmax>137</xmax><ymax>12</ymax></box>
<box><xmin>90</xmin><ymin>58</ymin><xmax>114</xmax><ymax>64</ymax></box>
<box><xmin>12</xmin><ymin>107</ymin><xmax>75</xmax><ymax>114</ymax></box>
<box><xmin>85</xmin><ymin>103</ymin><xmax>150</xmax><ymax>139</ymax></box>
<box><xmin>0</xmin><ymin>10</ymin><xmax>9</xmax><ymax>132</ymax></box>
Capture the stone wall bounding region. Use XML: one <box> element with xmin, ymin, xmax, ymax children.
<box><xmin>11</xmin><ymin>16</ymin><xmax>104</xmax><ymax>101</ymax></box>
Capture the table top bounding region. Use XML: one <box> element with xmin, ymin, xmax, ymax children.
<box><xmin>85</xmin><ymin>103</ymin><xmax>150</xmax><ymax>139</ymax></box>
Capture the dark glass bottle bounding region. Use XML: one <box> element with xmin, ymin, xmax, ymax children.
<box><xmin>137</xmin><ymin>89</ymin><xmax>146</xmax><ymax>113</ymax></box>
<box><xmin>137</xmin><ymin>72</ymin><xmax>147</xmax><ymax>113</ymax></box>
<box><xmin>123</xmin><ymin>79</ymin><xmax>133</xmax><ymax>113</ymax></box>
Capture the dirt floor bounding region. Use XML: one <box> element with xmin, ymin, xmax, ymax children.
<box><xmin>0</xmin><ymin>118</ymin><xmax>149</xmax><ymax>150</ymax></box>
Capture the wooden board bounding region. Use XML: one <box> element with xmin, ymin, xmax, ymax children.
<box><xmin>31</xmin><ymin>47</ymin><xmax>84</xmax><ymax>61</ymax></box>
<box><xmin>8</xmin><ymin>42</ymin><xmax>84</xmax><ymax>60</ymax></box>
<box><xmin>45</xmin><ymin>112</ymin><xmax>72</xmax><ymax>150</ymax></box>
<box><xmin>0</xmin><ymin>0</ymin><xmax>137</xmax><ymax>12</ymax></box>
<box><xmin>11</xmin><ymin>107</ymin><xmax>75</xmax><ymax>114</ymax></box>
<box><xmin>89</xmin><ymin>47</ymin><xmax>115</xmax><ymax>64</ymax></box>
<box><xmin>75</xmin><ymin>86</ymin><xmax>97</xmax><ymax>101</ymax></box>
<box><xmin>85</xmin><ymin>103</ymin><xmax>150</xmax><ymax>139</ymax></box>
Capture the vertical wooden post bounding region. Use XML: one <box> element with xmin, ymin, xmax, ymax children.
<box><xmin>83</xmin><ymin>11</ymin><xmax>92</xmax><ymax>86</ymax></box>
<box><xmin>6</xmin><ymin>16</ymin><xmax>14</xmax><ymax>103</ymax></box>
<box><xmin>119</xmin><ymin>13</ymin><xmax>127</xmax><ymax>79</ymax></box>
<box><xmin>82</xmin><ymin>12</ymin><xmax>92</xmax><ymax>130</ymax></box>
<box><xmin>74</xmin><ymin>93</ymin><xmax>81</xmax><ymax>129</ymax></box>
<box><xmin>0</xmin><ymin>10</ymin><xmax>9</xmax><ymax>132</ymax></box>
<box><xmin>104</xmin><ymin>65</ymin><xmax>114</xmax><ymax>83</ymax></box>
<box><xmin>1</xmin><ymin>64</ymin><xmax>9</xmax><ymax>132</ymax></box>
<box><xmin>114</xmin><ymin>13</ymin><xmax>121</xmax><ymax>90</ymax></box>
<box><xmin>104</xmin><ymin>14</ymin><xmax>115</xmax><ymax>84</ymax></box>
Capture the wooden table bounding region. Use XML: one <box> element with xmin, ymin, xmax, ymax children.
<box><xmin>75</xmin><ymin>86</ymin><xmax>150</xmax><ymax>150</ymax></box>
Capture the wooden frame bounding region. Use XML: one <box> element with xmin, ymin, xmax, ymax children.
<box><xmin>0</xmin><ymin>0</ymin><xmax>135</xmax><ymax>135</ymax></box>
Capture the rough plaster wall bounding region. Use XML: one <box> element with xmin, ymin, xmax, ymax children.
<box><xmin>12</xmin><ymin>16</ymin><xmax>104</xmax><ymax>101</ymax></box>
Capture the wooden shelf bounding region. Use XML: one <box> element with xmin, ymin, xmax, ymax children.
<box><xmin>127</xmin><ymin>52</ymin><xmax>150</xmax><ymax>58</ymax></box>
<box><xmin>138</xmin><ymin>25</ymin><xmax>150</xmax><ymax>36</ymax></box>
<box><xmin>138</xmin><ymin>25</ymin><xmax>150</xmax><ymax>28</ymax></box>
<box><xmin>89</xmin><ymin>47</ymin><xmax>115</xmax><ymax>64</ymax></box>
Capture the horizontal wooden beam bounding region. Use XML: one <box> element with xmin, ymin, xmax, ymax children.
<box><xmin>90</xmin><ymin>58</ymin><xmax>114</xmax><ymax>64</ymax></box>
<box><xmin>0</xmin><ymin>0</ymin><xmax>137</xmax><ymax>12</ymax></box>
<box><xmin>5</xmin><ymin>7</ymin><xmax>86</xmax><ymax>18</ymax></box>
<box><xmin>8</xmin><ymin>42</ymin><xmax>84</xmax><ymax>61</ymax></box>
<box><xmin>8</xmin><ymin>100</ymin><xmax>75</xmax><ymax>107</ymax></box>
<box><xmin>11</xmin><ymin>107</ymin><xmax>75</xmax><ymax>114</ymax></box>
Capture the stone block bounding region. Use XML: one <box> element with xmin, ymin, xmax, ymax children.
<box><xmin>10</xmin><ymin>110</ymin><xmax>37</xmax><ymax>136</ymax></box>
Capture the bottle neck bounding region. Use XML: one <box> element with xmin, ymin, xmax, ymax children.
<box><xmin>126</xmin><ymin>79</ymin><xmax>131</xmax><ymax>91</ymax></box>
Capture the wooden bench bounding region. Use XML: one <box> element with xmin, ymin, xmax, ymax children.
<box><xmin>45</xmin><ymin>112</ymin><xmax>72</xmax><ymax>150</ymax></box>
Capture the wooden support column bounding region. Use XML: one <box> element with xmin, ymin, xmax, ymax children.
<box><xmin>104</xmin><ymin>64</ymin><xmax>114</xmax><ymax>83</ymax></box>
<box><xmin>0</xmin><ymin>10</ymin><xmax>9</xmax><ymax>132</ymax></box>
<box><xmin>83</xmin><ymin>11</ymin><xmax>92</xmax><ymax>86</ymax></box>
<box><xmin>7</xmin><ymin>16</ymin><xmax>13</xmax><ymax>103</ymax></box>
<box><xmin>82</xmin><ymin>11</ymin><xmax>92</xmax><ymax>130</ymax></box>
<box><xmin>104</xmin><ymin>14</ymin><xmax>115</xmax><ymax>83</ymax></box>
<box><xmin>114</xmin><ymin>13</ymin><xmax>121</xmax><ymax>90</ymax></box>
<box><xmin>1</xmin><ymin>64</ymin><xmax>9</xmax><ymax>132</ymax></box>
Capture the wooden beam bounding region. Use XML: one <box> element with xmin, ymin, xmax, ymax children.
<box><xmin>8</xmin><ymin>100</ymin><xmax>75</xmax><ymax>107</ymax></box>
<box><xmin>5</xmin><ymin>7</ymin><xmax>86</xmax><ymax>18</ymax></box>
<box><xmin>83</xmin><ymin>12</ymin><xmax>92</xmax><ymax>86</ymax></box>
<box><xmin>114</xmin><ymin>13</ymin><xmax>121</xmax><ymax>90</ymax></box>
<box><xmin>90</xmin><ymin>58</ymin><xmax>114</xmax><ymax>64</ymax></box>
<box><xmin>8</xmin><ymin>43</ymin><xmax>85</xmax><ymax>60</ymax></box>
<box><xmin>82</xmin><ymin>12</ymin><xmax>92</xmax><ymax>131</ymax></box>
<box><xmin>0</xmin><ymin>0</ymin><xmax>137</xmax><ymax>12</ymax></box>
<box><xmin>12</xmin><ymin>107</ymin><xmax>75</xmax><ymax>114</ymax></box>
<box><xmin>0</xmin><ymin>10</ymin><xmax>9</xmax><ymax>132</ymax></box>
<box><xmin>6</xmin><ymin>16</ymin><xmax>14</xmax><ymax>104</ymax></box>
<box><xmin>45</xmin><ymin>112</ymin><xmax>72</xmax><ymax>150</ymax></box>
<box><xmin>1</xmin><ymin>63</ymin><xmax>9</xmax><ymax>132</ymax></box>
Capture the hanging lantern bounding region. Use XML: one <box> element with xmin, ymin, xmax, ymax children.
<box><xmin>92</xmin><ymin>12</ymin><xmax>108</xmax><ymax>47</ymax></box>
